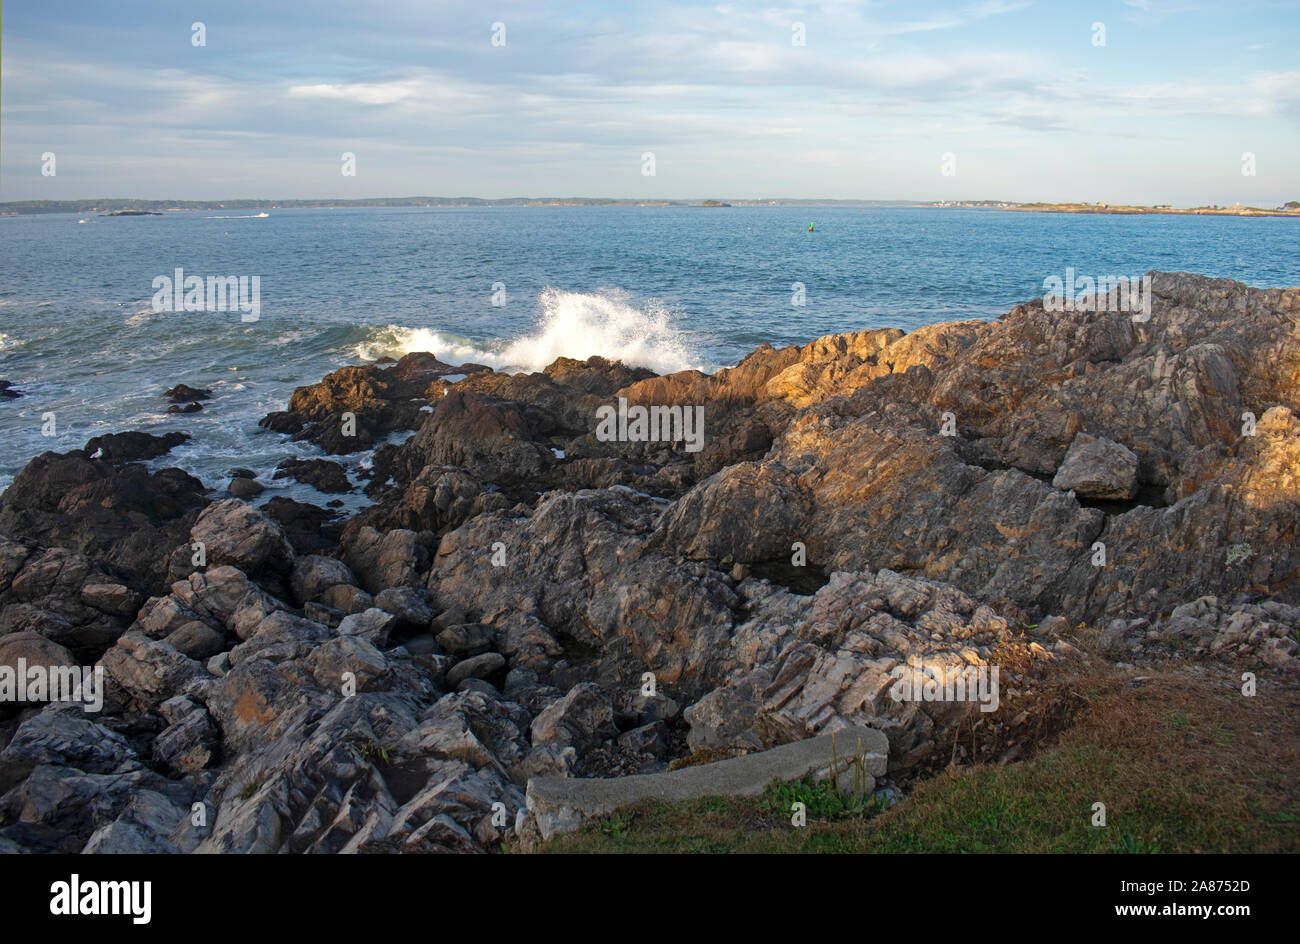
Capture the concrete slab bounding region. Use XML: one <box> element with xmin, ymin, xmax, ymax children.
<box><xmin>526</xmin><ymin>725</ymin><xmax>888</xmax><ymax>840</ymax></box>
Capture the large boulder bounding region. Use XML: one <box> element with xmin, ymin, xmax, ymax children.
<box><xmin>190</xmin><ymin>500</ymin><xmax>294</xmax><ymax>579</ymax></box>
<box><xmin>1051</xmin><ymin>433</ymin><xmax>1139</xmax><ymax>500</ymax></box>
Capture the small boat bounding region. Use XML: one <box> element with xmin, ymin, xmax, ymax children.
<box><xmin>255</xmin><ymin>212</ymin><xmax>269</xmax><ymax>218</ymax></box>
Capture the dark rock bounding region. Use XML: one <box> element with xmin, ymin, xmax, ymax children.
<box><xmin>260</xmin><ymin>497</ymin><xmax>341</xmax><ymax>556</ymax></box>
<box><xmin>83</xmin><ymin>431</ymin><xmax>190</xmax><ymax>463</ymax></box>
<box><xmin>228</xmin><ymin>476</ymin><xmax>263</xmax><ymax>500</ymax></box>
<box><xmin>273</xmin><ymin>458</ymin><xmax>353</xmax><ymax>493</ymax></box>
<box><xmin>0</xmin><ymin>449</ymin><xmax>206</xmax><ymax>594</ymax></box>
<box><xmin>445</xmin><ymin>652</ymin><xmax>506</xmax><ymax>688</ymax></box>
<box><xmin>164</xmin><ymin>384</ymin><xmax>211</xmax><ymax>402</ymax></box>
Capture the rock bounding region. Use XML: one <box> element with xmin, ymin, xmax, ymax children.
<box><xmin>307</xmin><ymin>635</ymin><xmax>389</xmax><ymax>693</ymax></box>
<box><xmin>373</xmin><ymin>587</ymin><xmax>435</xmax><ymax>630</ymax></box>
<box><xmin>445</xmin><ymin>652</ymin><xmax>507</xmax><ymax>688</ymax></box>
<box><xmin>82</xmin><ymin>431</ymin><xmax>191</xmax><ymax>463</ymax></box>
<box><xmin>163</xmin><ymin>620</ymin><xmax>227</xmax><ymax>660</ymax></box>
<box><xmin>457</xmin><ymin>677</ymin><xmax>498</xmax><ymax>696</ymax></box>
<box><xmin>318</xmin><ymin>583</ymin><xmax>373</xmax><ymax>614</ymax></box>
<box><xmin>190</xmin><ymin>499</ymin><xmax>294</xmax><ymax>579</ymax></box>
<box><xmin>257</xmin><ymin>360</ymin><xmax>434</xmax><ymax>454</ymax></box>
<box><xmin>1032</xmin><ymin>615</ymin><xmax>1068</xmax><ymax>638</ymax></box>
<box><xmin>228</xmin><ymin>476</ymin><xmax>264</xmax><ymax>499</ymax></box>
<box><xmin>0</xmin><ymin>542</ymin><xmax>147</xmax><ymax>663</ymax></box>
<box><xmin>530</xmin><ymin>682</ymin><xmax>616</xmax><ymax>755</ymax></box>
<box><xmin>151</xmin><ymin>697</ymin><xmax>218</xmax><ymax>774</ymax></box>
<box><xmin>1051</xmin><ymin>433</ymin><xmax>1140</xmax><ymax>500</ymax></box>
<box><xmin>260</xmin><ymin>497</ymin><xmax>342</xmax><ymax>556</ymax></box>
<box><xmin>0</xmin><ymin>706</ymin><xmax>140</xmax><ymax>782</ymax></box>
<box><xmin>389</xmin><ymin>391</ymin><xmax>553</xmax><ymax>488</ymax></box>
<box><xmin>0</xmin><ymin>451</ymin><xmax>206</xmax><ymax>593</ymax></box>
<box><xmin>1</xmin><ymin>271</ymin><xmax>1297</xmax><ymax>855</ymax></box>
<box><xmin>289</xmin><ymin>554</ymin><xmax>358</xmax><ymax>606</ymax></box>
<box><xmin>631</xmin><ymin>692</ymin><xmax>681</xmax><ymax>725</ymax></box>
<box><xmin>340</xmin><ymin>526</ymin><xmax>424</xmax><ymax>594</ymax></box>
<box><xmin>0</xmin><ymin>632</ymin><xmax>78</xmax><ymax>690</ymax></box>
<box><xmin>164</xmin><ymin>384</ymin><xmax>211</xmax><ymax>402</ymax></box>
<box><xmin>617</xmin><ymin>721</ymin><xmax>669</xmax><ymax>755</ymax></box>
<box><xmin>337</xmin><ymin>608</ymin><xmax>399</xmax><ymax>649</ymax></box>
<box><xmin>168</xmin><ymin>402</ymin><xmax>203</xmax><ymax>414</ymax></box>
<box><xmin>0</xmin><ymin>380</ymin><xmax>24</xmax><ymax>399</ymax></box>
<box><xmin>99</xmin><ymin>633</ymin><xmax>207</xmax><ymax>711</ymax></box>
<box><xmin>436</xmin><ymin>623</ymin><xmax>496</xmax><ymax>656</ymax></box>
<box><xmin>273</xmin><ymin>458</ymin><xmax>353</xmax><ymax>494</ymax></box>
<box><xmin>303</xmin><ymin>601</ymin><xmax>345</xmax><ymax>628</ymax></box>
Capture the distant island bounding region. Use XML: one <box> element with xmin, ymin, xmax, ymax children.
<box><xmin>928</xmin><ymin>199</ymin><xmax>1300</xmax><ymax>217</ymax></box>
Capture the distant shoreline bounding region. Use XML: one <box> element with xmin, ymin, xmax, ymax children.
<box><xmin>926</xmin><ymin>201</ymin><xmax>1300</xmax><ymax>218</ymax></box>
<box><xmin>1</xmin><ymin>197</ymin><xmax>1296</xmax><ymax>217</ymax></box>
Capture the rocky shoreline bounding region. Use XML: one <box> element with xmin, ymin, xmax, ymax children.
<box><xmin>1</xmin><ymin>270</ymin><xmax>1297</xmax><ymax>853</ymax></box>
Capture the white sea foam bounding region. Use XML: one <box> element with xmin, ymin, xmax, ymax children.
<box><xmin>497</xmin><ymin>288</ymin><xmax>698</xmax><ymax>374</ymax></box>
<box><xmin>353</xmin><ymin>326</ymin><xmax>492</xmax><ymax>364</ymax></box>
<box><xmin>353</xmin><ymin>288</ymin><xmax>701</xmax><ymax>375</ymax></box>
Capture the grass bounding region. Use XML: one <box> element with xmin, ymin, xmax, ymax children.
<box><xmin>535</xmin><ymin>666</ymin><xmax>1300</xmax><ymax>853</ymax></box>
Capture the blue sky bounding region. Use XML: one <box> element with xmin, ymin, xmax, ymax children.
<box><xmin>2</xmin><ymin>0</ymin><xmax>1297</xmax><ymax>203</ymax></box>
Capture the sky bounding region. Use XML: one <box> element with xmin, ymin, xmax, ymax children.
<box><xmin>2</xmin><ymin>0</ymin><xmax>1298</xmax><ymax>204</ymax></box>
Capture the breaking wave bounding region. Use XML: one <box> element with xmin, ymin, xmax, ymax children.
<box><xmin>353</xmin><ymin>288</ymin><xmax>702</xmax><ymax>374</ymax></box>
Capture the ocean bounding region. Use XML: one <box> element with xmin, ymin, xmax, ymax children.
<box><xmin>2</xmin><ymin>205</ymin><xmax>1297</xmax><ymax>501</ymax></box>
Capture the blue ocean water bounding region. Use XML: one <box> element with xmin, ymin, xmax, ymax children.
<box><xmin>1</xmin><ymin>205</ymin><xmax>1297</xmax><ymax>498</ymax></box>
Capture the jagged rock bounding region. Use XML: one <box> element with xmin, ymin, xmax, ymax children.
<box><xmin>1</xmin><ymin>271</ymin><xmax>1297</xmax><ymax>854</ymax></box>
<box><xmin>190</xmin><ymin>500</ymin><xmax>294</xmax><ymax>579</ymax></box>
<box><xmin>529</xmin><ymin>682</ymin><xmax>616</xmax><ymax>757</ymax></box>
<box><xmin>373</xmin><ymin>587</ymin><xmax>435</xmax><ymax>630</ymax></box>
<box><xmin>274</xmin><ymin>458</ymin><xmax>353</xmax><ymax>494</ymax></box>
<box><xmin>0</xmin><ymin>633</ymin><xmax>78</xmax><ymax>692</ymax></box>
<box><xmin>164</xmin><ymin>384</ymin><xmax>211</xmax><ymax>403</ymax></box>
<box><xmin>152</xmin><ymin>696</ymin><xmax>219</xmax><ymax>775</ymax></box>
<box><xmin>319</xmin><ymin>583</ymin><xmax>374</xmax><ymax>614</ymax></box>
<box><xmin>257</xmin><ymin>355</ymin><xmax>442</xmax><ymax>454</ymax></box>
<box><xmin>260</xmin><ymin>497</ymin><xmax>341</xmax><ymax>556</ymax></box>
<box><xmin>0</xmin><ymin>453</ymin><xmax>206</xmax><ymax>594</ymax></box>
<box><xmin>436</xmin><ymin>623</ymin><xmax>496</xmax><ymax>656</ymax></box>
<box><xmin>99</xmin><ymin>633</ymin><xmax>208</xmax><ymax>712</ymax></box>
<box><xmin>1052</xmin><ymin>433</ymin><xmax>1140</xmax><ymax>500</ymax></box>
<box><xmin>341</xmin><ymin>526</ymin><xmax>424</xmax><ymax>594</ymax></box>
<box><xmin>0</xmin><ymin>706</ymin><xmax>140</xmax><ymax>783</ymax></box>
<box><xmin>0</xmin><ymin>542</ymin><xmax>147</xmax><ymax>663</ymax></box>
<box><xmin>290</xmin><ymin>554</ymin><xmax>358</xmax><ymax>606</ymax></box>
<box><xmin>83</xmin><ymin>431</ymin><xmax>191</xmax><ymax>463</ymax></box>
<box><xmin>307</xmin><ymin>636</ymin><xmax>390</xmax><ymax>693</ymax></box>
<box><xmin>163</xmin><ymin>621</ymin><xmax>226</xmax><ymax>660</ymax></box>
<box><xmin>337</xmin><ymin>608</ymin><xmax>399</xmax><ymax>649</ymax></box>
